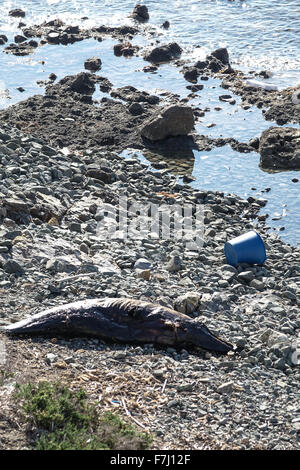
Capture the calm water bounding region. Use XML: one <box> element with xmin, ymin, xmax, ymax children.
<box><xmin>0</xmin><ymin>0</ymin><xmax>299</xmax><ymax>244</ymax></box>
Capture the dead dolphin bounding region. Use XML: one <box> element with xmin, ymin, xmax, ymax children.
<box><xmin>1</xmin><ymin>297</ymin><xmax>234</xmax><ymax>353</ymax></box>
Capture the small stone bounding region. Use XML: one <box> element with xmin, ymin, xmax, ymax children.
<box><xmin>217</xmin><ymin>381</ymin><xmax>233</xmax><ymax>394</ymax></box>
<box><xmin>3</xmin><ymin>260</ymin><xmax>24</xmax><ymax>275</ymax></box>
<box><xmin>166</xmin><ymin>255</ymin><xmax>182</xmax><ymax>272</ymax></box>
<box><xmin>134</xmin><ymin>258</ymin><xmax>152</xmax><ymax>270</ymax></box>
<box><xmin>249</xmin><ymin>279</ymin><xmax>264</xmax><ymax>291</ymax></box>
<box><xmin>237</xmin><ymin>271</ymin><xmax>255</xmax><ymax>282</ymax></box>
<box><xmin>46</xmin><ymin>353</ymin><xmax>58</xmax><ymax>364</ymax></box>
<box><xmin>273</xmin><ymin>358</ymin><xmax>287</xmax><ymax>371</ymax></box>
<box><xmin>136</xmin><ymin>269</ymin><xmax>151</xmax><ymax>280</ymax></box>
<box><xmin>174</xmin><ymin>292</ymin><xmax>200</xmax><ymax>314</ymax></box>
<box><xmin>218</xmin><ymin>280</ymin><xmax>229</xmax><ymax>288</ymax></box>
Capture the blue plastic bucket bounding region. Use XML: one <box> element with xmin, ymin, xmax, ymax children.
<box><xmin>224</xmin><ymin>231</ymin><xmax>266</xmax><ymax>267</ymax></box>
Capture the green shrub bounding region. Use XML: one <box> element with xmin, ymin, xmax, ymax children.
<box><xmin>15</xmin><ymin>381</ymin><xmax>152</xmax><ymax>450</ymax></box>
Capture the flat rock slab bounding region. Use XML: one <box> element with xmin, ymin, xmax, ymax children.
<box><xmin>259</xmin><ymin>126</ymin><xmax>300</xmax><ymax>170</ymax></box>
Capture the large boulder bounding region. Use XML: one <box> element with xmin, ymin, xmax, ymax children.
<box><xmin>259</xmin><ymin>127</ymin><xmax>300</xmax><ymax>170</ymax></box>
<box><xmin>141</xmin><ymin>105</ymin><xmax>195</xmax><ymax>141</ymax></box>
<box><xmin>143</xmin><ymin>42</ymin><xmax>182</xmax><ymax>64</ymax></box>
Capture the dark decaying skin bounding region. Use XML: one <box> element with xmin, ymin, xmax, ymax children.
<box><xmin>1</xmin><ymin>298</ymin><xmax>234</xmax><ymax>353</ymax></box>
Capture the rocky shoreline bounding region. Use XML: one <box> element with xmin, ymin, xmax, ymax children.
<box><xmin>0</xmin><ymin>4</ymin><xmax>299</xmax><ymax>451</ymax></box>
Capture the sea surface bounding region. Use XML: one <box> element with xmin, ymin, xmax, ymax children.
<box><xmin>0</xmin><ymin>0</ymin><xmax>299</xmax><ymax>244</ymax></box>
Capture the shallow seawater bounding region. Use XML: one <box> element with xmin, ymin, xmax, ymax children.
<box><xmin>1</xmin><ymin>0</ymin><xmax>299</xmax><ymax>86</ymax></box>
<box><xmin>0</xmin><ymin>0</ymin><xmax>299</xmax><ymax>245</ymax></box>
<box><xmin>123</xmin><ymin>146</ymin><xmax>300</xmax><ymax>246</ymax></box>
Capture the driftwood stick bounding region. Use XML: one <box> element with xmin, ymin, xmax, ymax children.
<box><xmin>121</xmin><ymin>397</ymin><xmax>147</xmax><ymax>430</ymax></box>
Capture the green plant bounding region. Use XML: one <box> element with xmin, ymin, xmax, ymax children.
<box><xmin>0</xmin><ymin>369</ymin><xmax>14</xmax><ymax>386</ymax></box>
<box><xmin>15</xmin><ymin>381</ymin><xmax>152</xmax><ymax>450</ymax></box>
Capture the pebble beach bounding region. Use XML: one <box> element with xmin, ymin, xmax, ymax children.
<box><xmin>0</xmin><ymin>1</ymin><xmax>299</xmax><ymax>451</ymax></box>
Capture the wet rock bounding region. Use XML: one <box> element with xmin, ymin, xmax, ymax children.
<box><xmin>194</xmin><ymin>60</ymin><xmax>208</xmax><ymax>70</ymax></box>
<box><xmin>183</xmin><ymin>67</ymin><xmax>200</xmax><ymax>83</ymax></box>
<box><xmin>4</xmin><ymin>42</ymin><xmax>35</xmax><ymax>56</ymax></box>
<box><xmin>249</xmin><ymin>137</ymin><xmax>260</xmax><ymax>150</ymax></box>
<box><xmin>141</xmin><ymin>105</ymin><xmax>194</xmax><ymax>141</ymax></box>
<box><xmin>110</xmin><ymin>86</ymin><xmax>159</xmax><ymax>104</ymax></box>
<box><xmin>0</xmin><ymin>73</ymin><xmax>156</xmax><ymax>153</ymax></box>
<box><xmin>131</xmin><ymin>4</ymin><xmax>149</xmax><ymax>22</ymax></box>
<box><xmin>46</xmin><ymin>32</ymin><xmax>61</xmax><ymax>44</ymax></box>
<box><xmin>48</xmin><ymin>73</ymin><xmax>57</xmax><ymax>81</ymax></box>
<box><xmin>113</xmin><ymin>42</ymin><xmax>139</xmax><ymax>57</ymax></box>
<box><xmin>84</xmin><ymin>57</ymin><xmax>102</xmax><ymax>72</ymax></box>
<box><xmin>207</xmin><ymin>57</ymin><xmax>224</xmax><ymax>73</ymax></box>
<box><xmin>259</xmin><ymin>127</ymin><xmax>300</xmax><ymax>170</ymax></box>
<box><xmin>210</xmin><ymin>47</ymin><xmax>230</xmax><ymax>65</ymax></box>
<box><xmin>9</xmin><ymin>9</ymin><xmax>26</xmax><ymax>18</ymax></box>
<box><xmin>144</xmin><ymin>42</ymin><xmax>182</xmax><ymax>64</ymax></box>
<box><xmin>57</xmin><ymin>72</ymin><xmax>96</xmax><ymax>95</ymax></box>
<box><xmin>0</xmin><ymin>34</ymin><xmax>8</xmax><ymax>44</ymax></box>
<box><xmin>14</xmin><ymin>35</ymin><xmax>27</xmax><ymax>44</ymax></box>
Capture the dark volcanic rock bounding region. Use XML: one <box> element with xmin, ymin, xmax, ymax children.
<box><xmin>128</xmin><ymin>102</ymin><xmax>145</xmax><ymax>115</ymax></box>
<box><xmin>183</xmin><ymin>67</ymin><xmax>200</xmax><ymax>83</ymax></box>
<box><xmin>194</xmin><ymin>60</ymin><xmax>208</xmax><ymax>70</ymax></box>
<box><xmin>113</xmin><ymin>42</ymin><xmax>139</xmax><ymax>57</ymax></box>
<box><xmin>14</xmin><ymin>35</ymin><xmax>27</xmax><ymax>44</ymax></box>
<box><xmin>263</xmin><ymin>87</ymin><xmax>300</xmax><ymax>125</ymax></box>
<box><xmin>84</xmin><ymin>56</ymin><xmax>102</xmax><ymax>72</ymax></box>
<box><xmin>9</xmin><ymin>9</ymin><xmax>26</xmax><ymax>18</ymax></box>
<box><xmin>56</xmin><ymin>72</ymin><xmax>96</xmax><ymax>95</ymax></box>
<box><xmin>131</xmin><ymin>4</ymin><xmax>149</xmax><ymax>21</ymax></box>
<box><xmin>141</xmin><ymin>105</ymin><xmax>195</xmax><ymax>141</ymax></box>
<box><xmin>144</xmin><ymin>42</ymin><xmax>182</xmax><ymax>64</ymax></box>
<box><xmin>0</xmin><ymin>35</ymin><xmax>8</xmax><ymax>45</ymax></box>
<box><xmin>206</xmin><ymin>57</ymin><xmax>224</xmax><ymax>73</ymax></box>
<box><xmin>259</xmin><ymin>127</ymin><xmax>300</xmax><ymax>170</ymax></box>
<box><xmin>110</xmin><ymin>86</ymin><xmax>159</xmax><ymax>104</ymax></box>
<box><xmin>0</xmin><ymin>73</ymin><xmax>156</xmax><ymax>153</ymax></box>
<box><xmin>4</xmin><ymin>42</ymin><xmax>35</xmax><ymax>56</ymax></box>
<box><xmin>210</xmin><ymin>47</ymin><xmax>230</xmax><ymax>65</ymax></box>
<box><xmin>221</xmin><ymin>77</ymin><xmax>300</xmax><ymax>125</ymax></box>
